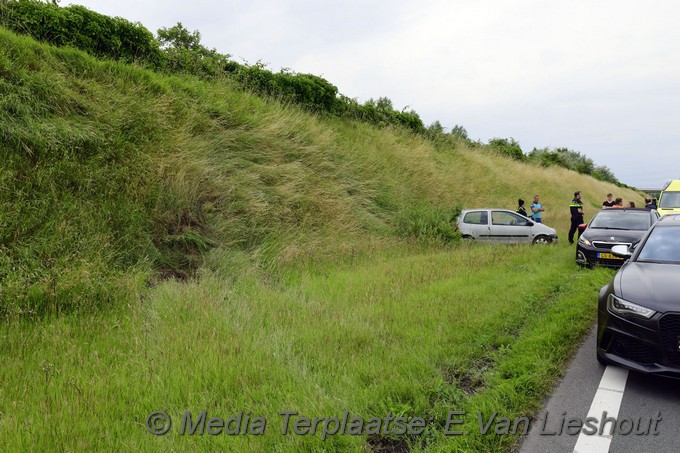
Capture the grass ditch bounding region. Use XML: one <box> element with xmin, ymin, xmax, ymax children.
<box><xmin>0</xmin><ymin>244</ymin><xmax>614</xmax><ymax>451</ymax></box>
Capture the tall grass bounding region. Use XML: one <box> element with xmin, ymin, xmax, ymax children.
<box><xmin>0</xmin><ymin>25</ymin><xmax>635</xmax><ymax>452</ymax></box>
<box><xmin>0</xmin><ymin>245</ymin><xmax>614</xmax><ymax>451</ymax></box>
<box><xmin>0</xmin><ymin>26</ymin><xmax>641</xmax><ymax>316</ymax></box>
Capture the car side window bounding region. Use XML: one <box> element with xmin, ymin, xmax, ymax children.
<box><xmin>511</xmin><ymin>212</ymin><xmax>530</xmax><ymax>225</ymax></box>
<box><xmin>492</xmin><ymin>211</ymin><xmax>527</xmax><ymax>226</ymax></box>
<box><xmin>463</xmin><ymin>211</ymin><xmax>488</xmax><ymax>225</ymax></box>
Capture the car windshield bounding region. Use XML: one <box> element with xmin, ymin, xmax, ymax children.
<box><xmin>589</xmin><ymin>210</ymin><xmax>651</xmax><ymax>230</ymax></box>
<box><xmin>659</xmin><ymin>191</ymin><xmax>680</xmax><ymax>208</ymax></box>
<box><xmin>637</xmin><ymin>227</ymin><xmax>680</xmax><ymax>263</ymax></box>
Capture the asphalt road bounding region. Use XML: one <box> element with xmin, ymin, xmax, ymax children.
<box><xmin>517</xmin><ymin>325</ymin><xmax>680</xmax><ymax>453</ymax></box>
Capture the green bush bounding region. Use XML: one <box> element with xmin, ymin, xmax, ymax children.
<box><xmin>0</xmin><ymin>0</ymin><xmax>627</xmax><ymax>175</ymax></box>
<box><xmin>336</xmin><ymin>97</ymin><xmax>426</xmax><ymax>134</ymax></box>
<box><xmin>0</xmin><ymin>1</ymin><xmax>428</xmax><ymax>136</ymax></box>
<box><xmin>0</xmin><ymin>0</ymin><xmax>162</xmax><ymax>64</ymax></box>
<box><xmin>527</xmin><ymin>147</ymin><xmax>619</xmax><ymax>185</ymax></box>
<box><xmin>238</xmin><ymin>66</ymin><xmax>340</xmax><ymax>113</ymax></box>
<box><xmin>488</xmin><ymin>137</ymin><xmax>524</xmax><ymax>161</ymax></box>
<box><xmin>396</xmin><ymin>204</ymin><xmax>461</xmax><ymax>243</ymax></box>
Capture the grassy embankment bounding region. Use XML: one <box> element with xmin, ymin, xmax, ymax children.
<box><xmin>2</xmin><ymin>245</ymin><xmax>614</xmax><ymax>451</ymax></box>
<box><xmin>1</xmin><ymin>27</ymin><xmax>638</xmax><ymax>451</ymax></box>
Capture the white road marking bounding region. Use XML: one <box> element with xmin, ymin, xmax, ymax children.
<box><xmin>573</xmin><ymin>365</ymin><xmax>629</xmax><ymax>453</ymax></box>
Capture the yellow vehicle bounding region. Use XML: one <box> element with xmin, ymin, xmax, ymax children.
<box><xmin>658</xmin><ymin>179</ymin><xmax>680</xmax><ymax>216</ymax></box>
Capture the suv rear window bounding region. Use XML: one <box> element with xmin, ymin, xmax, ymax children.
<box><xmin>464</xmin><ymin>211</ymin><xmax>488</xmax><ymax>225</ymax></box>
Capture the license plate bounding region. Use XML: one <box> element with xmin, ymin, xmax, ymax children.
<box><xmin>598</xmin><ymin>252</ymin><xmax>623</xmax><ymax>260</ymax></box>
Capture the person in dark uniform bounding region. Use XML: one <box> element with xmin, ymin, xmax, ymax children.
<box><xmin>517</xmin><ymin>198</ymin><xmax>528</xmax><ymax>217</ymax></box>
<box><xmin>569</xmin><ymin>191</ymin><xmax>584</xmax><ymax>245</ymax></box>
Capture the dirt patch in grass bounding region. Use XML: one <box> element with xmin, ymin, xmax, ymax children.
<box><xmin>442</xmin><ymin>357</ymin><xmax>494</xmax><ymax>395</ymax></box>
<box><xmin>367</xmin><ymin>435</ymin><xmax>411</xmax><ymax>453</ymax></box>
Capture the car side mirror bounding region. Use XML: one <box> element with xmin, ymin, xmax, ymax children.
<box><xmin>611</xmin><ymin>244</ymin><xmax>632</xmax><ymax>258</ymax></box>
<box><xmin>578</xmin><ymin>223</ymin><xmax>587</xmax><ymax>231</ymax></box>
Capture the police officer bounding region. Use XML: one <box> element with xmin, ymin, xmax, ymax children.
<box><xmin>569</xmin><ymin>191</ymin><xmax>584</xmax><ymax>245</ymax></box>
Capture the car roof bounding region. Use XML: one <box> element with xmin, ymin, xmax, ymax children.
<box><xmin>662</xmin><ymin>179</ymin><xmax>680</xmax><ymax>191</ymax></box>
<box><xmin>655</xmin><ymin>214</ymin><xmax>680</xmax><ymax>226</ymax></box>
<box><xmin>593</xmin><ymin>208</ymin><xmax>655</xmax><ymax>215</ymax></box>
<box><xmin>461</xmin><ymin>208</ymin><xmax>516</xmax><ymax>212</ymax></box>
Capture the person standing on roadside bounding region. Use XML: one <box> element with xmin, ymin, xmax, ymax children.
<box><xmin>517</xmin><ymin>199</ymin><xmax>529</xmax><ymax>217</ymax></box>
<box><xmin>530</xmin><ymin>195</ymin><xmax>545</xmax><ymax>223</ymax></box>
<box><xmin>602</xmin><ymin>193</ymin><xmax>615</xmax><ymax>208</ymax></box>
<box><xmin>645</xmin><ymin>197</ymin><xmax>656</xmax><ymax>209</ymax></box>
<box><xmin>569</xmin><ymin>191</ymin><xmax>584</xmax><ymax>245</ymax></box>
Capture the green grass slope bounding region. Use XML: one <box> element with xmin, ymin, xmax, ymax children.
<box><xmin>1</xmin><ymin>26</ymin><xmax>647</xmax><ymax>452</ymax></box>
<box><xmin>1</xmin><ymin>26</ymin><xmax>641</xmax><ymax>317</ymax></box>
<box><xmin>1</xmin><ymin>245</ymin><xmax>615</xmax><ymax>451</ymax></box>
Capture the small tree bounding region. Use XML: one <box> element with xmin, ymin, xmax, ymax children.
<box><xmin>450</xmin><ymin>124</ymin><xmax>468</xmax><ymax>140</ymax></box>
<box><xmin>374</xmin><ymin>97</ymin><xmax>394</xmax><ymax>111</ymax></box>
<box><xmin>155</xmin><ymin>22</ymin><xmax>231</xmax><ymax>77</ymax></box>
<box><xmin>427</xmin><ymin>120</ymin><xmax>444</xmax><ymax>135</ymax></box>
<box><xmin>157</xmin><ymin>22</ymin><xmax>203</xmax><ymax>51</ymax></box>
<box><xmin>593</xmin><ymin>165</ymin><xmax>619</xmax><ymax>184</ymax></box>
<box><xmin>488</xmin><ymin>137</ymin><xmax>524</xmax><ymax>161</ymax></box>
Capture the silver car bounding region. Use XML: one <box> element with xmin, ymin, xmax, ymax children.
<box><xmin>456</xmin><ymin>208</ymin><xmax>558</xmax><ymax>244</ymax></box>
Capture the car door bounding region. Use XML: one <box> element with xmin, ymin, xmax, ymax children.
<box><xmin>461</xmin><ymin>210</ymin><xmax>491</xmax><ymax>241</ymax></box>
<box><xmin>490</xmin><ymin>210</ymin><xmax>532</xmax><ymax>243</ymax></box>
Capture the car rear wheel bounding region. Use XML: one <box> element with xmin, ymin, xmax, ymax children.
<box><xmin>533</xmin><ymin>235</ymin><xmax>552</xmax><ymax>245</ymax></box>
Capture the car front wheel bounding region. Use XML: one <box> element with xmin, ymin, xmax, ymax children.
<box><xmin>533</xmin><ymin>235</ymin><xmax>552</xmax><ymax>245</ymax></box>
<box><xmin>576</xmin><ymin>249</ymin><xmax>591</xmax><ymax>268</ymax></box>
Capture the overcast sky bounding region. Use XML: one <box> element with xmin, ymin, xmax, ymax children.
<box><xmin>65</xmin><ymin>0</ymin><xmax>680</xmax><ymax>189</ymax></box>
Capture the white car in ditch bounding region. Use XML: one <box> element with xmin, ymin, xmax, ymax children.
<box><xmin>456</xmin><ymin>208</ymin><xmax>558</xmax><ymax>244</ymax></box>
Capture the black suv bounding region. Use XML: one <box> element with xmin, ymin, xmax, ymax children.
<box><xmin>575</xmin><ymin>208</ymin><xmax>659</xmax><ymax>268</ymax></box>
<box><xmin>597</xmin><ymin>214</ymin><xmax>680</xmax><ymax>376</ymax></box>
